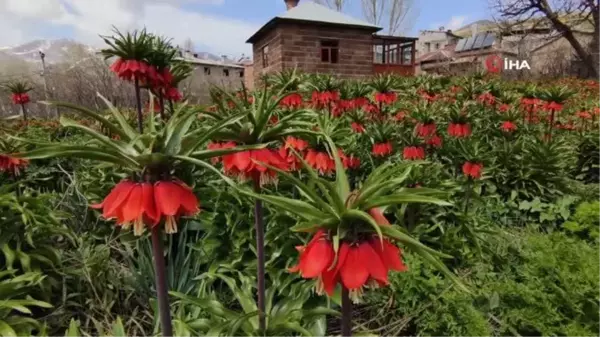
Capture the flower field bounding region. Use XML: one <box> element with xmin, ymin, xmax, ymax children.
<box><xmin>0</xmin><ymin>30</ymin><xmax>599</xmax><ymax>336</ymax></box>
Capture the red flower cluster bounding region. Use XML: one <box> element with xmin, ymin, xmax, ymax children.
<box><xmin>403</xmin><ymin>146</ymin><xmax>425</xmax><ymax>160</ymax></box>
<box><xmin>500</xmin><ymin>121</ymin><xmax>517</xmax><ymax>132</ymax></box>
<box><xmin>426</xmin><ymin>134</ymin><xmax>443</xmax><ymax>148</ymax></box>
<box><xmin>164</xmin><ymin>87</ymin><xmax>183</xmax><ymax>102</ymax></box>
<box><xmin>372</xmin><ymin>142</ymin><xmax>393</xmax><ymax>157</ymax></box>
<box><xmin>498</xmin><ymin>104</ymin><xmax>511</xmax><ymax>113</ymax></box>
<box><xmin>311</xmin><ymin>91</ymin><xmax>339</xmax><ymax>109</ymax></box>
<box><xmin>543</xmin><ymin>101</ymin><xmax>563</xmax><ymax>112</ymax></box>
<box><xmin>110</xmin><ymin>59</ymin><xmax>157</xmax><ymax>82</ymax></box>
<box><xmin>220</xmin><ymin>143</ymin><xmax>289</xmax><ymax>186</ymax></box>
<box><xmin>278</xmin><ymin>136</ymin><xmax>309</xmax><ymax>171</ymax></box>
<box><xmin>280</xmin><ymin>93</ymin><xmax>303</xmax><ymax>109</ymax></box>
<box><xmin>339</xmin><ymin>150</ymin><xmax>360</xmax><ymax>170</ymax></box>
<box><xmin>416</xmin><ymin>123</ymin><xmax>437</xmax><ymax>138</ymax></box>
<box><xmin>289</xmin><ymin>228</ymin><xmax>407</xmax><ymax>301</ymax></box>
<box><xmin>447</xmin><ymin>123</ymin><xmax>472</xmax><ymax>138</ymax></box>
<box><xmin>462</xmin><ymin>162</ymin><xmax>483</xmax><ymax>179</ymax></box>
<box><xmin>305</xmin><ymin>149</ymin><xmax>335</xmax><ymax>175</ymax></box>
<box><xmin>374</xmin><ymin>92</ymin><xmax>397</xmax><ymax>105</ymax></box>
<box><xmin>0</xmin><ymin>154</ymin><xmax>28</xmax><ymax>176</ymax></box>
<box><xmin>477</xmin><ymin>92</ymin><xmax>496</xmax><ymax>106</ymax></box>
<box><xmin>91</xmin><ymin>179</ymin><xmax>199</xmax><ymax>235</ymax></box>
<box><xmin>11</xmin><ymin>93</ymin><xmax>30</xmax><ymax>105</ymax></box>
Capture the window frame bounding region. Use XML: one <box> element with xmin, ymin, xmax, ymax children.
<box><xmin>204</xmin><ymin>67</ymin><xmax>211</xmax><ymax>75</ymax></box>
<box><xmin>223</xmin><ymin>69</ymin><xmax>230</xmax><ymax>77</ymax></box>
<box><xmin>320</xmin><ymin>40</ymin><xmax>339</xmax><ymax>64</ymax></box>
<box><xmin>262</xmin><ymin>44</ymin><xmax>270</xmax><ymax>68</ymax></box>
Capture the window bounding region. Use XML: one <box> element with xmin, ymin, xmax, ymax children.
<box><xmin>240</xmin><ymin>70</ymin><xmax>244</xmax><ymax>78</ymax></box>
<box><xmin>204</xmin><ymin>67</ymin><xmax>211</xmax><ymax>75</ymax></box>
<box><xmin>320</xmin><ymin>40</ymin><xmax>339</xmax><ymax>63</ymax></box>
<box><xmin>262</xmin><ymin>45</ymin><xmax>269</xmax><ymax>67</ymax></box>
<box><xmin>434</xmin><ymin>43</ymin><xmax>440</xmax><ymax>50</ymax></box>
<box><xmin>424</xmin><ymin>42</ymin><xmax>431</xmax><ymax>53</ymax></box>
<box><xmin>223</xmin><ymin>69</ymin><xmax>229</xmax><ymax>77</ymax></box>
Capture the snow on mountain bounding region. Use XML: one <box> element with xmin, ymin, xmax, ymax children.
<box><xmin>0</xmin><ymin>39</ymin><xmax>97</xmax><ymax>64</ymax></box>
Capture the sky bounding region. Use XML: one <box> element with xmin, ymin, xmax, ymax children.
<box><xmin>0</xmin><ymin>0</ymin><xmax>491</xmax><ymax>57</ymax></box>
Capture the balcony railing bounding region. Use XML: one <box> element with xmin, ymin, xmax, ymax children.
<box><xmin>372</xmin><ymin>35</ymin><xmax>417</xmax><ymax>76</ymax></box>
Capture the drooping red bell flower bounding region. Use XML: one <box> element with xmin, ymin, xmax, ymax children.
<box><xmin>164</xmin><ymin>87</ymin><xmax>183</xmax><ymax>102</ymax></box>
<box><xmin>280</xmin><ymin>93</ymin><xmax>303</xmax><ymax>109</ymax></box>
<box><xmin>543</xmin><ymin>101</ymin><xmax>563</xmax><ymax>112</ymax></box>
<box><xmin>11</xmin><ymin>93</ymin><xmax>30</xmax><ymax>105</ymax></box>
<box><xmin>425</xmin><ymin>134</ymin><xmax>443</xmax><ymax>148</ymax></box>
<box><xmin>498</xmin><ymin>104</ymin><xmax>511</xmax><ymax>113</ymax></box>
<box><xmin>372</xmin><ymin>142</ymin><xmax>393</xmax><ymax>157</ymax></box>
<box><xmin>416</xmin><ymin>123</ymin><xmax>436</xmax><ymax>138</ymax></box>
<box><xmin>91</xmin><ymin>179</ymin><xmax>199</xmax><ymax>236</ymax></box>
<box><xmin>477</xmin><ymin>92</ymin><xmax>496</xmax><ymax>106</ymax></box>
<box><xmin>221</xmin><ymin>144</ymin><xmax>289</xmax><ymax>186</ymax></box>
<box><xmin>305</xmin><ymin>149</ymin><xmax>335</xmax><ymax>175</ymax></box>
<box><xmin>462</xmin><ymin>162</ymin><xmax>483</xmax><ymax>179</ymax></box>
<box><xmin>207</xmin><ymin>141</ymin><xmax>225</xmax><ymax>164</ymax></box>
<box><xmin>374</xmin><ymin>92</ymin><xmax>397</xmax><ymax>105</ymax></box>
<box><xmin>394</xmin><ymin>111</ymin><xmax>406</xmax><ymax>122</ymax></box>
<box><xmin>500</xmin><ymin>121</ymin><xmax>517</xmax><ymax>132</ymax></box>
<box><xmin>420</xmin><ymin>92</ymin><xmax>438</xmax><ymax>102</ymax></box>
<box><xmin>447</xmin><ymin>123</ymin><xmax>471</xmax><ymax>138</ymax></box>
<box><xmin>364</xmin><ymin>104</ymin><xmax>380</xmax><ymax>114</ymax></box>
<box><xmin>311</xmin><ymin>91</ymin><xmax>339</xmax><ymax>109</ymax></box>
<box><xmin>403</xmin><ymin>146</ymin><xmax>425</xmax><ymax>160</ymax></box>
<box><xmin>284</xmin><ymin>136</ymin><xmax>309</xmax><ymax>151</ymax></box>
<box><xmin>576</xmin><ymin>111</ymin><xmax>592</xmax><ymax>120</ymax></box>
<box><xmin>110</xmin><ymin>58</ymin><xmax>154</xmax><ymax>82</ymax></box>
<box><xmin>339</xmin><ymin>150</ymin><xmax>360</xmax><ymax>170</ymax></box>
<box><xmin>279</xmin><ymin>137</ymin><xmax>309</xmax><ymax>172</ymax></box>
<box><xmin>352</xmin><ymin>97</ymin><xmax>370</xmax><ymax>109</ymax></box>
<box><xmin>0</xmin><ymin>154</ymin><xmax>28</xmax><ymax>176</ymax></box>
<box><xmin>289</xmin><ymin>230</ymin><xmax>407</xmax><ymax>301</ymax></box>
<box><xmin>351</xmin><ymin>122</ymin><xmax>365</xmax><ymax>133</ymax></box>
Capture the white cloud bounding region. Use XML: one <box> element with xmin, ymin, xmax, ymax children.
<box><xmin>0</xmin><ymin>0</ymin><xmax>255</xmax><ymax>56</ymax></box>
<box><xmin>430</xmin><ymin>15</ymin><xmax>468</xmax><ymax>31</ymax></box>
<box><xmin>446</xmin><ymin>16</ymin><xmax>468</xmax><ymax>30</ymax></box>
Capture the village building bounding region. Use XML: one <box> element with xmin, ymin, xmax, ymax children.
<box><xmin>244</xmin><ymin>0</ymin><xmax>417</xmax><ymax>88</ymax></box>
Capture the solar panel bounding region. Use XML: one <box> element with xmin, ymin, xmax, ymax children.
<box><xmin>481</xmin><ymin>33</ymin><xmax>496</xmax><ymax>48</ymax></box>
<box><xmin>455</xmin><ymin>39</ymin><xmax>466</xmax><ymax>52</ymax></box>
<box><xmin>472</xmin><ymin>32</ymin><xmax>486</xmax><ymax>50</ymax></box>
<box><xmin>464</xmin><ymin>36</ymin><xmax>476</xmax><ymax>51</ymax></box>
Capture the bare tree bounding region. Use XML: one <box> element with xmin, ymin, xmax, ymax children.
<box><xmin>361</xmin><ymin>0</ymin><xmax>417</xmax><ymax>35</ymax></box>
<box><xmin>313</xmin><ymin>0</ymin><xmax>345</xmax><ymax>11</ymax></box>
<box><xmin>490</xmin><ymin>0</ymin><xmax>598</xmax><ymax>78</ymax></box>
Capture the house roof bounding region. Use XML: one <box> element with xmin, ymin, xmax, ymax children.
<box><xmin>246</xmin><ymin>2</ymin><xmax>382</xmax><ymax>43</ymax></box>
<box><xmin>417</xmin><ymin>44</ymin><xmax>456</xmax><ymax>63</ymax></box>
<box><xmin>175</xmin><ymin>56</ymin><xmax>244</xmax><ymax>69</ymax></box>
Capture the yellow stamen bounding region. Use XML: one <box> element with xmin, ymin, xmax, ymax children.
<box><xmin>349</xmin><ymin>288</ymin><xmax>363</xmax><ymax>304</ymax></box>
<box><xmin>133</xmin><ymin>217</ymin><xmax>145</xmax><ymax>236</ymax></box>
<box><xmin>165</xmin><ymin>216</ymin><xmax>178</xmax><ymax>234</ymax></box>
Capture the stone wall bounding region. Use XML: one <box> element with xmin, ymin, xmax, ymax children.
<box><xmin>250</xmin><ymin>22</ymin><xmax>375</xmax><ymax>80</ymax></box>
<box><xmin>180</xmin><ymin>64</ymin><xmax>244</xmax><ymax>104</ymax></box>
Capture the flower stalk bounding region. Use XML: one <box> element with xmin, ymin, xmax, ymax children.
<box><xmin>341</xmin><ymin>286</ymin><xmax>353</xmax><ymax>336</ymax></box>
<box><xmin>253</xmin><ymin>172</ymin><xmax>267</xmax><ymax>333</ymax></box>
<box><xmin>151</xmin><ymin>226</ymin><xmax>173</xmax><ymax>337</ymax></box>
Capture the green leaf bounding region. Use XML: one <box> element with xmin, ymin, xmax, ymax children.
<box><xmin>324</xmin><ymin>135</ymin><xmax>350</xmax><ymax>202</ymax></box>
<box><xmin>239</xmin><ymin>191</ymin><xmax>325</xmax><ymax>221</ymax></box>
<box><xmin>59</xmin><ymin>116</ymin><xmax>138</xmax><ymax>156</ymax></box>
<box><xmin>96</xmin><ymin>93</ymin><xmax>139</xmax><ymax>141</ymax></box>
<box><xmin>64</xmin><ymin>319</ymin><xmax>80</xmax><ymax>337</ymax></box>
<box><xmin>111</xmin><ymin>317</ymin><xmax>126</xmax><ymax>337</ymax></box>
<box><xmin>0</xmin><ymin>320</ymin><xmax>17</xmax><ymax>337</ymax></box>
<box><xmin>342</xmin><ymin>209</ymin><xmax>383</xmax><ymax>245</ymax></box>
<box><xmin>363</xmin><ymin>193</ymin><xmax>452</xmax><ymax>209</ymax></box>
<box><xmin>164</xmin><ymin>110</ymin><xmax>198</xmax><ymax>155</ymax></box>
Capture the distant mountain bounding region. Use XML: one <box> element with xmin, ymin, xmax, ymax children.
<box><xmin>0</xmin><ymin>39</ymin><xmax>97</xmax><ymax>64</ymax></box>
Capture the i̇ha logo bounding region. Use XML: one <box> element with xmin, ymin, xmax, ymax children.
<box><xmin>485</xmin><ymin>55</ymin><xmax>531</xmax><ymax>73</ymax></box>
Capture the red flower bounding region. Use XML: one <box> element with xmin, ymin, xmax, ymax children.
<box><xmin>91</xmin><ymin>179</ymin><xmax>199</xmax><ymax>235</ymax></box>
<box><xmin>207</xmin><ymin>142</ymin><xmax>225</xmax><ymax>164</ymax></box>
<box><xmin>374</xmin><ymin>92</ymin><xmax>397</xmax><ymax>105</ymax></box>
<box><xmin>289</xmin><ymin>231</ymin><xmax>407</xmax><ymax>301</ymax></box>
<box><xmin>462</xmin><ymin>162</ymin><xmax>483</xmax><ymax>179</ymax></box>
<box><xmin>394</xmin><ymin>111</ymin><xmax>406</xmax><ymax>121</ymax></box>
<box><xmin>543</xmin><ymin>101</ymin><xmax>563</xmax><ymax>112</ymax></box>
<box><xmin>164</xmin><ymin>87</ymin><xmax>183</xmax><ymax>102</ymax></box>
<box><xmin>421</xmin><ymin>92</ymin><xmax>438</xmax><ymax>102</ymax></box>
<box><xmin>352</xmin><ymin>97</ymin><xmax>370</xmax><ymax>109</ymax></box>
<box><xmin>339</xmin><ymin>150</ymin><xmax>360</xmax><ymax>169</ymax></box>
<box><xmin>280</xmin><ymin>93</ymin><xmax>303</xmax><ymax>109</ymax></box>
<box><xmin>0</xmin><ymin>154</ymin><xmax>28</xmax><ymax>176</ymax></box>
<box><xmin>416</xmin><ymin>123</ymin><xmax>436</xmax><ymax>138</ymax></box>
<box><xmin>426</xmin><ymin>134</ymin><xmax>443</xmax><ymax>148</ymax></box>
<box><xmin>305</xmin><ymin>149</ymin><xmax>335</xmax><ymax>175</ymax></box>
<box><xmin>351</xmin><ymin>122</ymin><xmax>365</xmax><ymax>133</ymax></box>
<box><xmin>11</xmin><ymin>93</ymin><xmax>30</xmax><ymax>105</ymax></box>
<box><xmin>477</xmin><ymin>92</ymin><xmax>496</xmax><ymax>106</ymax></box>
<box><xmin>372</xmin><ymin>142</ymin><xmax>393</xmax><ymax>157</ymax></box>
<box><xmin>500</xmin><ymin>121</ymin><xmax>517</xmax><ymax>132</ymax></box>
<box><xmin>498</xmin><ymin>104</ymin><xmax>511</xmax><ymax>112</ymax></box>
<box><xmin>284</xmin><ymin>136</ymin><xmax>309</xmax><ymax>151</ymax></box>
<box><xmin>576</xmin><ymin>111</ymin><xmax>592</xmax><ymax>120</ymax></box>
<box><xmin>363</xmin><ymin>104</ymin><xmax>380</xmax><ymax>114</ymax></box>
<box><xmin>447</xmin><ymin>123</ymin><xmax>471</xmax><ymax>138</ymax></box>
<box><xmin>403</xmin><ymin>146</ymin><xmax>425</xmax><ymax>160</ymax></box>
<box><xmin>311</xmin><ymin>91</ymin><xmax>339</xmax><ymax>109</ymax></box>
<box><xmin>222</xmin><ymin>146</ymin><xmax>289</xmax><ymax>185</ymax></box>
<box><xmin>110</xmin><ymin>58</ymin><xmax>155</xmax><ymax>82</ymax></box>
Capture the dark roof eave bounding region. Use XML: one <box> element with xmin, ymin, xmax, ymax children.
<box><xmin>373</xmin><ymin>34</ymin><xmax>418</xmax><ymax>42</ymax></box>
<box><xmin>246</xmin><ymin>17</ymin><xmax>382</xmax><ymax>44</ymax></box>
